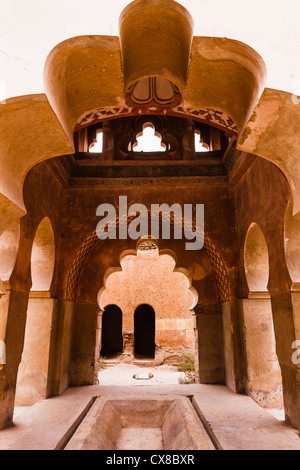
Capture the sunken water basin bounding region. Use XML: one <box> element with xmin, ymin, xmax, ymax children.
<box><xmin>65</xmin><ymin>395</ymin><xmax>214</xmax><ymax>450</ymax></box>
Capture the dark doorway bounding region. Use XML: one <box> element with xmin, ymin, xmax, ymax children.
<box><xmin>134</xmin><ymin>304</ymin><xmax>155</xmax><ymax>358</ymax></box>
<box><xmin>101</xmin><ymin>305</ymin><xmax>123</xmax><ymax>358</ymax></box>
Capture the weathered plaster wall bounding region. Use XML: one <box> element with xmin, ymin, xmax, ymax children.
<box><xmin>0</xmin><ymin>161</ymin><xmax>69</xmax><ymax>428</ymax></box>
<box><xmin>59</xmin><ymin>181</ymin><xmax>240</xmax><ymax>384</ymax></box>
<box><xmin>98</xmin><ymin>247</ymin><xmax>196</xmax><ymax>362</ymax></box>
<box><xmin>56</xmin><ymin>181</ymin><xmax>240</xmax><ymax>302</ymax></box>
<box><xmin>70</xmin><ymin>302</ymin><xmax>98</xmax><ymax>386</ymax></box>
<box><xmin>234</xmin><ymin>156</ymin><xmax>291</xmax><ymax>296</ymax></box>
<box><xmin>15</xmin><ymin>297</ymin><xmax>57</xmax><ymax>406</ymax></box>
<box><xmin>233</xmin><ymin>156</ymin><xmax>300</xmax><ymax>427</ymax></box>
<box><xmin>196</xmin><ymin>304</ymin><xmax>225</xmax><ymax>384</ymax></box>
<box><xmin>241</xmin><ymin>297</ymin><xmax>283</xmax><ymax>408</ymax></box>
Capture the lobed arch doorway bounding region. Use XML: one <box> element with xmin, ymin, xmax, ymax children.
<box><xmin>15</xmin><ymin>216</ymin><xmax>56</xmax><ymax>406</ymax></box>
<box><xmin>101</xmin><ymin>304</ymin><xmax>123</xmax><ymax>358</ymax></box>
<box><xmin>134</xmin><ymin>304</ymin><xmax>155</xmax><ymax>359</ymax></box>
<box><xmin>243</xmin><ymin>222</ymin><xmax>283</xmax><ymax>409</ymax></box>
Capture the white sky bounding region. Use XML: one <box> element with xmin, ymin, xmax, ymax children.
<box><xmin>0</xmin><ymin>0</ymin><xmax>300</xmax><ymax>99</ymax></box>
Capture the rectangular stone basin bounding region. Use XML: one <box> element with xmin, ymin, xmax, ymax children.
<box><xmin>65</xmin><ymin>395</ymin><xmax>213</xmax><ymax>450</ymax></box>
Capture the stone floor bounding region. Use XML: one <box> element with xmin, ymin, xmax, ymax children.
<box><xmin>98</xmin><ymin>362</ymin><xmax>184</xmax><ymax>385</ymax></box>
<box><xmin>0</xmin><ymin>364</ymin><xmax>299</xmax><ymax>450</ymax></box>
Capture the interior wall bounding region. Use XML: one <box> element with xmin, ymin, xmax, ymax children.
<box><xmin>2</xmin><ymin>159</ymin><xmax>243</xmax><ymax>402</ymax></box>
<box><xmin>196</xmin><ymin>304</ymin><xmax>225</xmax><ymax>384</ymax></box>
<box><xmin>98</xmin><ymin>247</ymin><xmax>196</xmax><ymax>362</ymax></box>
<box><xmin>63</xmin><ymin>181</ymin><xmax>240</xmax><ymax>384</ymax></box>
<box><xmin>70</xmin><ymin>302</ymin><xmax>98</xmax><ymax>386</ymax></box>
<box><xmin>221</xmin><ymin>300</ymin><xmax>245</xmax><ymax>394</ymax></box>
<box><xmin>234</xmin><ymin>156</ymin><xmax>291</xmax><ymax>296</ymax></box>
<box><xmin>56</xmin><ymin>182</ymin><xmax>240</xmax><ymax>302</ymax></box>
<box><xmin>0</xmin><ymin>160</ymin><xmax>67</xmax><ymax>429</ymax></box>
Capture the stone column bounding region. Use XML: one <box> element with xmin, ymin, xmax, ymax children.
<box><xmin>121</xmin><ymin>307</ymin><xmax>134</xmax><ymax>362</ymax></box>
<box><xmin>192</xmin><ymin>312</ymin><xmax>200</xmax><ymax>383</ymax></box>
<box><xmin>241</xmin><ymin>293</ymin><xmax>283</xmax><ymax>408</ymax></box>
<box><xmin>96</xmin><ymin>310</ymin><xmax>103</xmax><ymax>356</ymax></box>
<box><xmin>0</xmin><ymin>281</ymin><xmax>8</xmax><ymax>369</ymax></box>
<box><xmin>195</xmin><ymin>304</ymin><xmax>225</xmax><ymax>384</ymax></box>
<box><xmin>93</xmin><ymin>310</ymin><xmax>102</xmax><ymax>385</ymax></box>
<box><xmin>0</xmin><ymin>281</ymin><xmax>9</xmax><ymax>344</ymax></box>
<box><xmin>47</xmin><ymin>299</ymin><xmax>74</xmax><ymax>396</ymax></box>
<box><xmin>0</xmin><ymin>289</ymin><xmax>29</xmax><ymax>429</ymax></box>
<box><xmin>68</xmin><ymin>302</ymin><xmax>99</xmax><ymax>387</ymax></box>
<box><xmin>221</xmin><ymin>299</ymin><xmax>245</xmax><ymax>394</ymax></box>
<box><xmin>0</xmin><ymin>216</ymin><xmax>40</xmax><ymax>429</ymax></box>
<box><xmin>15</xmin><ymin>292</ymin><xmax>57</xmax><ymax>406</ymax></box>
<box><xmin>122</xmin><ymin>333</ymin><xmax>134</xmax><ymax>363</ymax></box>
<box><xmin>270</xmin><ymin>288</ymin><xmax>300</xmax><ymax>429</ymax></box>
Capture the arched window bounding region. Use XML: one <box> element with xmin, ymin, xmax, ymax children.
<box><xmin>89</xmin><ymin>129</ymin><xmax>103</xmax><ymax>153</ymax></box>
<box><xmin>194</xmin><ymin>130</ymin><xmax>209</xmax><ymax>153</ymax></box>
<box><xmin>132</xmin><ymin>123</ymin><xmax>166</xmax><ymax>153</ymax></box>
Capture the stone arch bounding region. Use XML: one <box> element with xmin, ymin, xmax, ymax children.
<box><xmin>31</xmin><ymin>217</ymin><xmax>55</xmax><ymax>292</ymax></box>
<box><xmin>98</xmin><ymin>240</ymin><xmax>198</xmax><ymax>316</ymax></box>
<box><xmin>66</xmin><ymin>214</ymin><xmax>230</xmax><ymax>304</ymax></box>
<box><xmin>15</xmin><ymin>217</ymin><xmax>56</xmax><ymax>406</ymax></box>
<box><xmin>243</xmin><ymin>222</ymin><xmax>283</xmax><ymax>408</ymax></box>
<box><xmin>244</xmin><ymin>223</ymin><xmax>269</xmax><ymax>293</ymax></box>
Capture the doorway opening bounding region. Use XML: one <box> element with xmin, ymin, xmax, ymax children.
<box><xmin>101</xmin><ymin>305</ymin><xmax>123</xmax><ymax>358</ymax></box>
<box><xmin>134</xmin><ymin>304</ymin><xmax>155</xmax><ymax>359</ymax></box>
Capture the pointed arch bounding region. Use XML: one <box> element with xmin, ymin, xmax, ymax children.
<box><xmin>244</xmin><ymin>222</ymin><xmax>269</xmax><ymax>293</ymax></box>
<box><xmin>31</xmin><ymin>217</ymin><xmax>55</xmax><ymax>291</ymax></box>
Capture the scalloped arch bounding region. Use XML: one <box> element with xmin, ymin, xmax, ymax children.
<box><xmin>66</xmin><ymin>212</ymin><xmax>230</xmax><ymax>303</ymax></box>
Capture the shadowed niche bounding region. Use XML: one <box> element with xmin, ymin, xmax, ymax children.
<box><xmin>101</xmin><ymin>304</ymin><xmax>123</xmax><ymax>358</ymax></box>
<box><xmin>134</xmin><ymin>304</ymin><xmax>155</xmax><ymax>359</ymax></box>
